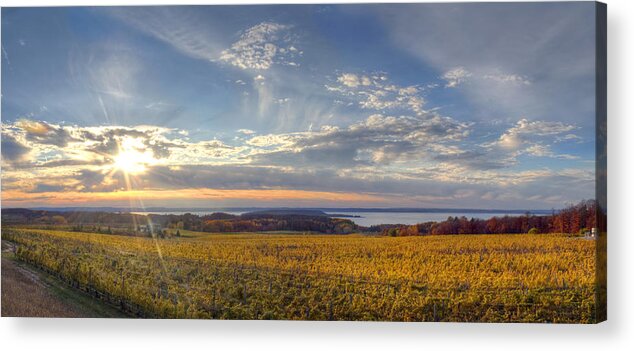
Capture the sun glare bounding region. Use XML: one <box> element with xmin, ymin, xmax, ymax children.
<box><xmin>114</xmin><ymin>149</ymin><xmax>148</xmax><ymax>174</ymax></box>
<box><xmin>112</xmin><ymin>137</ymin><xmax>154</xmax><ymax>175</ymax></box>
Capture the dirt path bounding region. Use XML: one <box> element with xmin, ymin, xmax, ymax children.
<box><xmin>1</xmin><ymin>241</ymin><xmax>129</xmax><ymax>318</ymax></box>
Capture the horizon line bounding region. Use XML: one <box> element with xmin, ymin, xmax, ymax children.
<box><xmin>2</xmin><ymin>206</ymin><xmax>558</xmax><ymax>213</ymax></box>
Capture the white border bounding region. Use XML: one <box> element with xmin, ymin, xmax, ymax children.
<box><xmin>1</xmin><ymin>0</ymin><xmax>632</xmax><ymax>350</ymax></box>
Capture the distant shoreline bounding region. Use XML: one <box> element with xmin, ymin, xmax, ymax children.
<box><xmin>4</xmin><ymin>206</ymin><xmax>555</xmax><ymax>215</ymax></box>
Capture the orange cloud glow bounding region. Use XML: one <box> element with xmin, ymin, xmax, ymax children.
<box><xmin>1</xmin><ymin>188</ymin><xmax>385</xmax><ymax>207</ymax></box>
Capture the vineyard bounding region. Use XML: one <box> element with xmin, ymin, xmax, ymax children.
<box><xmin>1</xmin><ymin>228</ymin><xmax>597</xmax><ymax>322</ymax></box>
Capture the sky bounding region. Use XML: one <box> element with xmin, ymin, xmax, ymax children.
<box><xmin>1</xmin><ymin>3</ymin><xmax>598</xmax><ymax>209</ymax></box>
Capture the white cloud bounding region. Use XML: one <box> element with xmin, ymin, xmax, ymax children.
<box><xmin>504</xmin><ymin>118</ymin><xmax>577</xmax><ymax>138</ymax></box>
<box><xmin>248</xmin><ymin>113</ymin><xmax>471</xmax><ymax>168</ymax></box>
<box><xmin>483</xmin><ymin>73</ymin><xmax>531</xmax><ymax>85</ymax></box>
<box><xmin>441</xmin><ymin>66</ymin><xmax>531</xmax><ymax>88</ymax></box>
<box><xmin>484</xmin><ymin>119</ymin><xmax>580</xmax><ymax>161</ymax></box>
<box><xmin>442</xmin><ymin>67</ymin><xmax>530</xmax><ymax>88</ymax></box>
<box><xmin>218</xmin><ymin>22</ymin><xmax>300</xmax><ymax>70</ymax></box>
<box><xmin>486</xmin><ymin>118</ymin><xmax>578</xmax><ymax>151</ymax></box>
<box><xmin>555</xmin><ymin>133</ymin><xmax>582</xmax><ymax>143</ymax></box>
<box><xmin>246</xmin><ymin>133</ymin><xmax>301</xmax><ymax>151</ymax></box>
<box><xmin>524</xmin><ymin>144</ymin><xmax>579</xmax><ymax>160</ymax></box>
<box><xmin>524</xmin><ymin>144</ymin><xmax>553</xmax><ymax>157</ymax></box>
<box><xmin>398</xmin><ymin>86</ymin><xmax>418</xmax><ymax>95</ymax></box>
<box><xmin>329</xmin><ymin>72</ymin><xmax>428</xmax><ymax>115</ymax></box>
<box><xmin>442</xmin><ymin>67</ymin><xmax>471</xmax><ymax>88</ymax></box>
<box><xmin>337</xmin><ymin>73</ymin><xmax>358</xmax><ymax>87</ymax></box>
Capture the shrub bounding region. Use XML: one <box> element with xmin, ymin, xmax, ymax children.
<box><xmin>528</xmin><ymin>227</ymin><xmax>539</xmax><ymax>234</ymax></box>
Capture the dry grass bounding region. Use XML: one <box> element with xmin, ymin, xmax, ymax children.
<box><xmin>1</xmin><ymin>256</ymin><xmax>90</xmax><ymax>317</ymax></box>
<box><xmin>1</xmin><ymin>245</ymin><xmax>128</xmax><ymax>319</ymax></box>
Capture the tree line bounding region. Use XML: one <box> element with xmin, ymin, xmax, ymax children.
<box><xmin>1</xmin><ymin>199</ymin><xmax>604</xmax><ymax>236</ymax></box>
<box><xmin>176</xmin><ymin>215</ymin><xmax>358</xmax><ymax>234</ymax></box>
<box><xmin>1</xmin><ymin>209</ymin><xmax>359</xmax><ymax>235</ymax></box>
<box><xmin>374</xmin><ymin>199</ymin><xmax>603</xmax><ymax>236</ymax></box>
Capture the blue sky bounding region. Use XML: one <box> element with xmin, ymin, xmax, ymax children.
<box><xmin>1</xmin><ymin>3</ymin><xmax>598</xmax><ymax>209</ymax></box>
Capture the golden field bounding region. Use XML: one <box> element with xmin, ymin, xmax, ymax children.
<box><xmin>1</xmin><ymin>228</ymin><xmax>597</xmax><ymax>322</ymax></box>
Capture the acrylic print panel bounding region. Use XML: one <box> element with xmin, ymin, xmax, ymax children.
<box><xmin>0</xmin><ymin>2</ymin><xmax>606</xmax><ymax>323</ymax></box>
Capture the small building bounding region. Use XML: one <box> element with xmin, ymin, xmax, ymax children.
<box><xmin>584</xmin><ymin>227</ymin><xmax>597</xmax><ymax>240</ymax></box>
<box><xmin>138</xmin><ymin>224</ymin><xmax>162</xmax><ymax>233</ymax></box>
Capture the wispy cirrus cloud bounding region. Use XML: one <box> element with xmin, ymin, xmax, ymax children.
<box><xmin>380</xmin><ymin>3</ymin><xmax>594</xmax><ymax>124</ymax></box>
<box><xmin>108</xmin><ymin>7</ymin><xmax>225</xmax><ymax>61</ymax></box>
<box><xmin>442</xmin><ymin>66</ymin><xmax>530</xmax><ymax>88</ymax></box>
<box><xmin>483</xmin><ymin>72</ymin><xmax>531</xmax><ymax>85</ymax></box>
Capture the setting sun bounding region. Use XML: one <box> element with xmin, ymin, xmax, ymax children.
<box><xmin>113</xmin><ymin>149</ymin><xmax>148</xmax><ymax>174</ymax></box>
<box><xmin>112</xmin><ymin>137</ymin><xmax>154</xmax><ymax>175</ymax></box>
